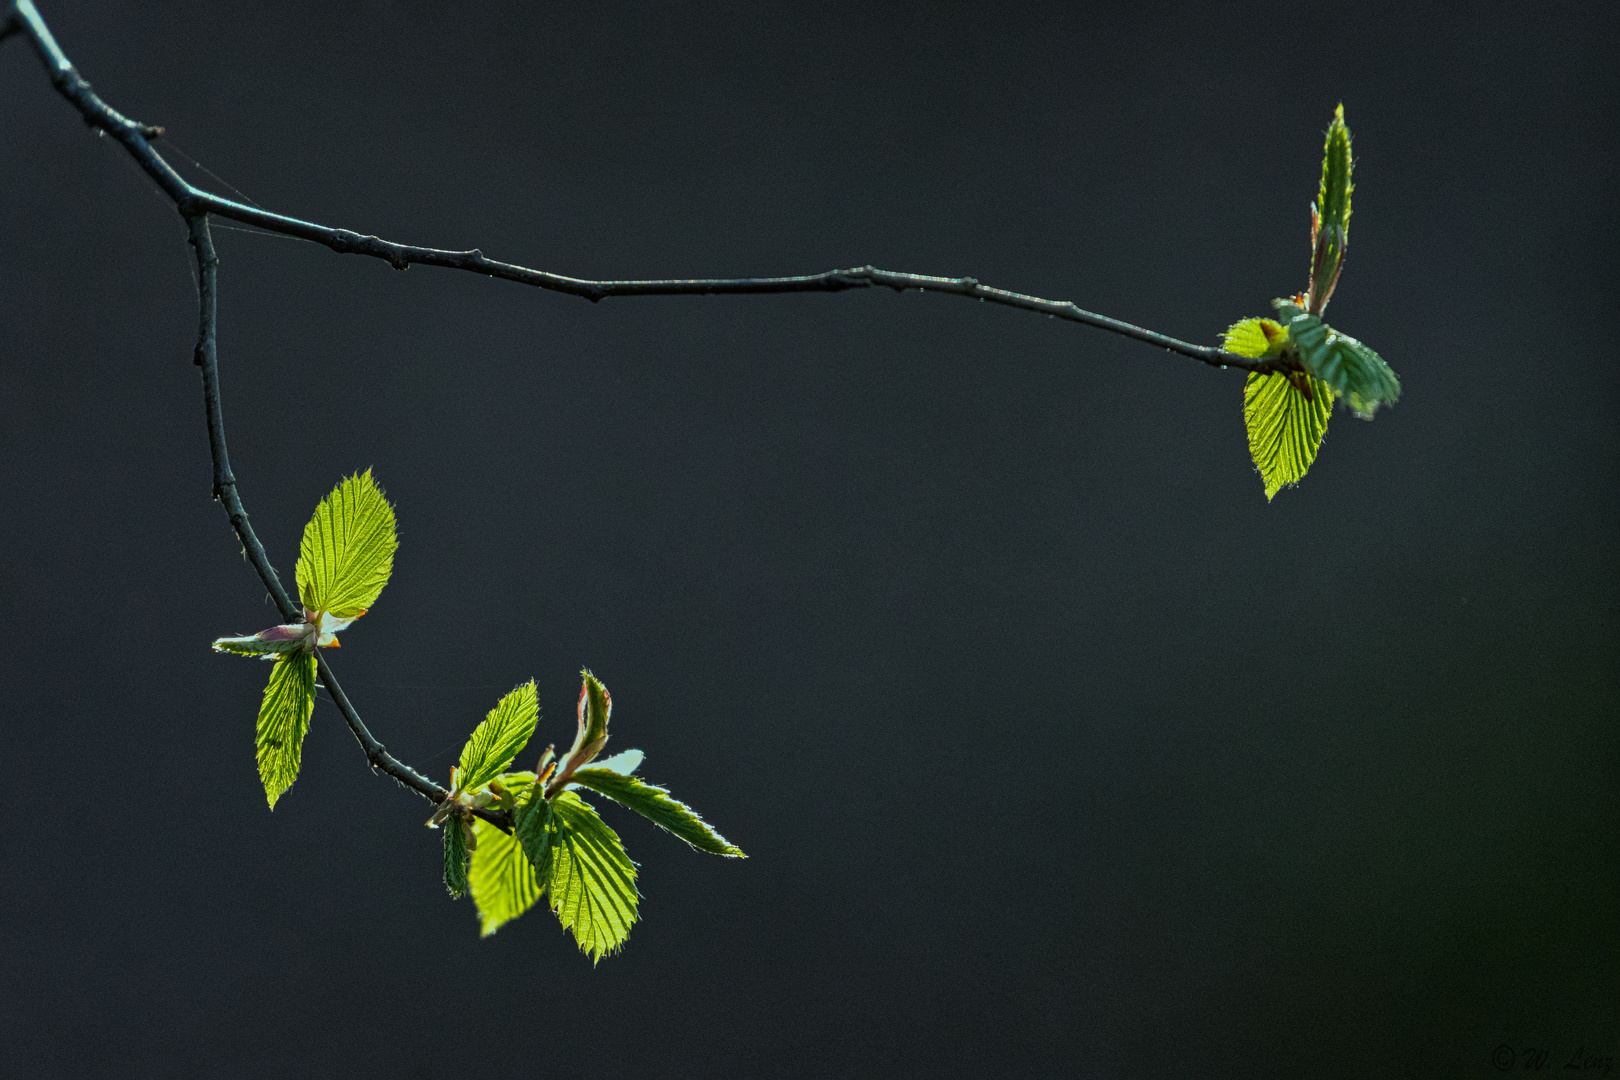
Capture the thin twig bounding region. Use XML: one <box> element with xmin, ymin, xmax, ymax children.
<box><xmin>184</xmin><ymin>213</ymin><xmax>512</xmax><ymax>832</ymax></box>
<box><xmin>2</xmin><ymin>0</ymin><xmax>1280</xmax><ymax>375</ymax></box>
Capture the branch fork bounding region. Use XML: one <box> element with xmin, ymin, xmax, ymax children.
<box><xmin>4</xmin><ymin>0</ymin><xmax>1280</xmax><ymax>837</ymax></box>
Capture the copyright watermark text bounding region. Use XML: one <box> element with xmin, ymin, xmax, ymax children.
<box><xmin>1493</xmin><ymin>1044</ymin><xmax>1614</xmax><ymax>1074</ymax></box>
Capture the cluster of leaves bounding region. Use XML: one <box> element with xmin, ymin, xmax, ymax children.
<box><xmin>212</xmin><ymin>471</ymin><xmax>741</xmax><ymax>957</ymax></box>
<box><xmin>1226</xmin><ymin>105</ymin><xmax>1402</xmax><ymax>500</ymax></box>
<box><xmin>196</xmin><ymin>107</ymin><xmax>1394</xmax><ymax>959</ymax></box>
<box><xmin>212</xmin><ymin>470</ymin><xmax>396</xmax><ymax>806</ymax></box>
<box><xmin>438</xmin><ymin>671</ymin><xmax>744</xmax><ymax>959</ymax></box>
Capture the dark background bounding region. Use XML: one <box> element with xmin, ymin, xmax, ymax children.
<box><xmin>2</xmin><ymin>2</ymin><xmax>1615</xmax><ymax>1076</ymax></box>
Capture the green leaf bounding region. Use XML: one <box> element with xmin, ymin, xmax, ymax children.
<box><xmin>1317</xmin><ymin>103</ymin><xmax>1353</xmax><ymax>244</ymax></box>
<box><xmin>295</xmin><ymin>470</ymin><xmax>398</xmax><ymax>619</ymax></box>
<box><xmin>457</xmin><ymin>681</ymin><xmax>538</xmax><ymax>793</ymax></box>
<box><xmin>571</xmin><ymin>765</ymin><xmax>745</xmax><ymax>857</ymax></box>
<box><xmin>212</xmin><ymin>632</ymin><xmax>302</xmax><ymax>659</ymax></box>
<box><xmin>549</xmin><ymin>669</ymin><xmax>613</xmax><ymax>792</ymax></box>
<box><xmin>1274</xmin><ymin>301</ymin><xmax>1401</xmax><ymax>419</ymax></box>
<box><xmin>1309</xmin><ymin>104</ymin><xmax>1354</xmax><ymax>314</ymax></box>
<box><xmin>547</xmin><ymin>791</ymin><xmax>639</xmax><ymax>962</ymax></box>
<box><xmin>443</xmin><ymin>817</ymin><xmax>470</xmax><ymax>899</ymax></box>
<box><xmin>1222</xmin><ymin>317</ymin><xmax>1289</xmax><ymax>361</ymax></box>
<box><xmin>256</xmin><ymin>652</ymin><xmax>317</xmax><ymax>809</ymax></box>
<box><xmin>1332</xmin><ymin>335</ymin><xmax>1402</xmax><ymax>420</ymax></box>
<box><xmin>469</xmin><ymin>772</ymin><xmax>545</xmax><ymax>936</ymax></box>
<box><xmin>1244</xmin><ymin>371</ymin><xmax>1333</xmax><ymax>501</ymax></box>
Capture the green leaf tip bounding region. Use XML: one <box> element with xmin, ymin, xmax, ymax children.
<box><xmin>457</xmin><ymin>681</ymin><xmax>539</xmax><ymax>794</ymax></box>
<box><xmin>1317</xmin><ymin>103</ymin><xmax>1353</xmax><ymax>242</ymax></box>
<box><xmin>256</xmin><ymin>652</ymin><xmax>316</xmax><ymax>808</ymax></box>
<box><xmin>295</xmin><ymin>469</ymin><xmax>398</xmax><ymax>621</ymax></box>
<box><xmin>571</xmin><ymin>765</ymin><xmax>745</xmax><ymax>857</ymax></box>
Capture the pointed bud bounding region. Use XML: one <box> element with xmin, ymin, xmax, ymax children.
<box><xmin>546</xmin><ymin>672</ymin><xmax>613</xmax><ymax>797</ymax></box>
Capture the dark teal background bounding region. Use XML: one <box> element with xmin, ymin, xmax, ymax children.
<box><xmin>2</xmin><ymin>2</ymin><xmax>1615</xmax><ymax>1076</ymax></box>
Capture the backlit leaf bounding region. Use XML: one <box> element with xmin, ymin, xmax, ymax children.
<box><xmin>571</xmin><ymin>765</ymin><xmax>745</xmax><ymax>857</ymax></box>
<box><xmin>296</xmin><ymin>470</ymin><xmax>397</xmax><ymax>618</ymax></box>
<box><xmin>469</xmin><ymin>772</ymin><xmax>545</xmax><ymax>936</ymax></box>
<box><xmin>457</xmin><ymin>682</ymin><xmax>538</xmax><ymax>793</ymax></box>
<box><xmin>1317</xmin><ymin>103</ymin><xmax>1353</xmax><ymax>243</ymax></box>
<box><xmin>1244</xmin><ymin>371</ymin><xmax>1333</xmax><ymax>501</ymax></box>
<box><xmin>1222</xmin><ymin>317</ymin><xmax>1288</xmax><ymax>361</ymax></box>
<box><xmin>1275</xmin><ymin>301</ymin><xmax>1401</xmax><ymax>419</ymax></box>
<box><xmin>1310</xmin><ymin>105</ymin><xmax>1353</xmax><ymax>314</ymax></box>
<box><xmin>547</xmin><ymin>791</ymin><xmax>639</xmax><ymax>962</ymax></box>
<box><xmin>467</xmin><ymin>773</ymin><xmax>542</xmax><ymax>933</ymax></box>
<box><xmin>256</xmin><ymin>652</ymin><xmax>316</xmax><ymax>809</ymax></box>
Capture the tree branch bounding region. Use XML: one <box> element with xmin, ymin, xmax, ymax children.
<box><xmin>184</xmin><ymin>212</ymin><xmax>512</xmax><ymax>832</ymax></box>
<box><xmin>3</xmin><ymin>0</ymin><xmax>1281</xmax><ymax>375</ymax></box>
<box><xmin>4</xmin><ymin>0</ymin><xmax>1278</xmax><ymax>837</ymax></box>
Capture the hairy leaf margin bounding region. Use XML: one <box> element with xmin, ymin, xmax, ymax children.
<box><xmin>571</xmin><ymin>765</ymin><xmax>745</xmax><ymax>857</ymax></box>
<box><xmin>458</xmin><ymin>681</ymin><xmax>539</xmax><ymax>793</ymax></box>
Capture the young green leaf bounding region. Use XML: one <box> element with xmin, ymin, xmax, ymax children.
<box><xmin>296</xmin><ymin>470</ymin><xmax>398</xmax><ymax>619</ymax></box>
<box><xmin>1222</xmin><ymin>316</ymin><xmax>1289</xmax><ymax>361</ymax></box>
<box><xmin>570</xmin><ymin>765</ymin><xmax>745</xmax><ymax>857</ymax></box>
<box><xmin>1225</xmin><ymin>314</ymin><xmax>1332</xmax><ymax>499</ymax></box>
<box><xmin>469</xmin><ymin>772</ymin><xmax>545</xmax><ymax>936</ymax></box>
<box><xmin>443</xmin><ymin>816</ymin><xmax>470</xmax><ymax>899</ymax></box>
<box><xmin>1317</xmin><ymin>104</ymin><xmax>1353</xmax><ymax>244</ymax></box>
<box><xmin>1274</xmin><ymin>301</ymin><xmax>1401</xmax><ymax>419</ymax></box>
<box><xmin>457</xmin><ymin>681</ymin><xmax>538</xmax><ymax>793</ymax></box>
<box><xmin>546</xmin><ymin>670</ymin><xmax>613</xmax><ymax>796</ymax></box>
<box><xmin>1309</xmin><ymin>104</ymin><xmax>1353</xmax><ymax>315</ymax></box>
<box><xmin>547</xmin><ymin>791</ymin><xmax>639</xmax><ymax>962</ymax></box>
<box><xmin>211</xmin><ymin>632</ymin><xmax>303</xmax><ymax>659</ymax></box>
<box><xmin>1244</xmin><ymin>372</ymin><xmax>1333</xmax><ymax>500</ymax></box>
<box><xmin>256</xmin><ymin>652</ymin><xmax>317</xmax><ymax>808</ymax></box>
<box><xmin>1333</xmin><ymin>336</ymin><xmax>1401</xmax><ymax>421</ymax></box>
